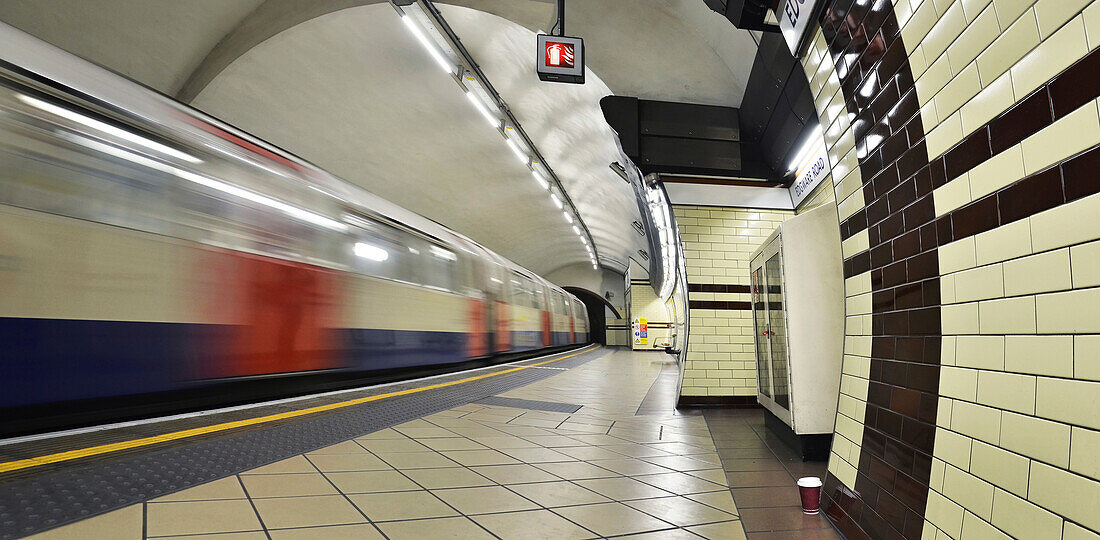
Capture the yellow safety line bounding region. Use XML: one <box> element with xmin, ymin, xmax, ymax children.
<box><xmin>0</xmin><ymin>345</ymin><xmax>601</xmax><ymax>474</ymax></box>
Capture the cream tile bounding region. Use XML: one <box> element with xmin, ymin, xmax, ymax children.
<box><xmin>955</xmin><ymin>335</ymin><xmax>1005</xmax><ymax>370</ymax></box>
<box><xmin>552</xmin><ymin>502</ymin><xmax>674</xmax><ymax>537</ymax></box>
<box><xmin>469</xmin><ymin>463</ymin><xmax>560</xmax><ymax>484</ymax></box>
<box><xmin>1004</xmin><ymin>335</ymin><xmax>1074</xmax><ymax>376</ymax></box>
<box><xmin>1012</xmin><ymin>15</ymin><xmax>1089</xmax><ymax>98</ymax></box>
<box><xmin>267</xmin><ymin>524</ymin><xmax>384</xmax><ymax>540</ymax></box>
<box><xmin>26</xmin><ymin>504</ymin><xmax>142</xmax><ymax>540</ymax></box>
<box><xmin>935</xmin><ymin>64</ymin><xmax>983</xmax><ymax>121</ymax></box>
<box><xmin>927</xmin><ymin>110</ymin><xmax>965</xmax><ymax>159</ymax></box>
<box><xmin>152</xmin><ymin>477</ymin><xmax>246</xmax><ymax>502</ymax></box>
<box><xmin>977</xmin><ymin>371</ymin><xmax>1036</xmax><ymax>414</ymax></box>
<box><xmin>1071</xmin><ymin>239</ymin><xmax>1100</xmax><ymax>288</ymax></box>
<box><xmin>1037</xmin><ymin>287</ymin><xmax>1100</xmax><ymax>333</ymax></box>
<box><xmin>1077</xmin><ymin>335</ymin><xmax>1100</xmax><ymax>381</ymax></box>
<box><xmin>308</xmin><ymin>452</ymin><xmax>391</xmax><ymax>472</ymax></box>
<box><xmin>942</xmin><ymin>465</ymin><xmax>995</xmax><ymax>520</ymax></box>
<box><xmin>1069</xmin><ymin>426</ymin><xmax>1100</xmax><ymax>480</ymax></box>
<box><xmin>432</xmin><ymin>485</ymin><xmax>539</xmax><ymax>515</ymax></box>
<box><xmin>934</xmin><ymin>175</ymin><xmax>973</xmax><ymax>217</ymax></box>
<box><xmin>977</xmin><ymin>8</ymin><xmax>1041</xmax><ymax>82</ymax></box>
<box><xmin>153</xmin><ymin>532</ymin><xmax>267</xmax><ymax>540</ymax></box>
<box><xmin>953</xmin><ymin>264</ymin><xmax>1004</xmax><ymax>302</ymax></box>
<box><xmin>574</xmin><ymin>476</ymin><xmax>674</xmax><ymax>500</ymax></box>
<box><xmin>950</xmin><ymin>400</ymin><xmax>1001</xmax><ymax>444</ymax></box>
<box><xmin>924</xmin><ymin>0</ymin><xmax>968</xmax><ymax>65</ymax></box>
<box><xmin>439</xmin><ymin>449</ymin><xmax>520</xmax><ymax>466</ymax></box>
<box><xmin>402</xmin><ymin>467</ymin><xmax>494</xmax><ymax>489</ymax></box>
<box><xmin>307</xmin><ymin>440</ymin><xmax>371</xmax><ymax>455</ymax></box>
<box><xmin>978</xmin><ymin>296</ymin><xmax>1036</xmax><ymax>334</ymax></box>
<box><xmin>241</xmin><ymin>473</ymin><xmax>339</xmax><ymax>498</ymax></box>
<box><xmin>968</xmin><ymin>146</ymin><xmax>1027</xmax><ymax>207</ymax></box>
<box><xmin>991</xmin><ymin>488</ymin><xmax>1064</xmax><ymax>539</ymax></box>
<box><xmin>355</xmin><ymin>428</ymin><xmax>407</xmax><ymax>440</ymax></box>
<box><xmin>1021</xmin><ymin>93</ymin><xmax>1100</xmax><ymax>175</ymax></box>
<box><xmin>962</xmin><ymin>511</ymin><xmax>1013</xmax><ymax>539</ymax></box>
<box><xmin>940</xmin><ymin>237</ymin><xmax>977</xmax><ymax>274</ymax></box>
<box><xmin>356</xmin><ymin>438</ymin><xmax>431</xmax><ymax>453</ymax></box>
<box><xmin>940</xmin><ymin>367</ymin><xmax>979</xmax><ymax>401</ymax></box>
<box><xmin>1027</xmin><ymin>461</ymin><xmax>1100</xmax><ymax>532</ymax></box>
<box><xmin>589</xmin><ymin>457</ymin><xmax>675</xmax><ymax>476</ymax></box>
<box><xmin>146</xmin><ymin>500</ymin><xmax>262</xmax><ymax>537</ymax></box>
<box><xmin>992</xmin><ymin>0</ymin><xmax>1035</xmax><ymax>28</ymax></box>
<box><xmin>1031</xmin><ymin>193</ymin><xmax>1100</xmax><ymax>252</ymax></box>
<box><xmin>970</xmin><ymin>441</ymin><xmax>1030</xmax><ymax>496</ymax></box>
<box><xmin>632</xmin><ymin>472</ymin><xmax>726</xmax><ymax>495</ymax></box>
<box><xmin>376</xmin><ymin>516</ymin><xmax>494</xmax><ymax>539</ymax></box>
<box><xmin>349</xmin><ymin>490</ymin><xmax>457</xmax><ymax>521</ymax></box>
<box><xmin>1064</xmin><ymin>522</ymin><xmax>1100</xmax><ymax>540</ymax></box>
<box><xmin>393</xmin><ymin>426</ymin><xmax>458</xmax><ymax>438</ymax></box>
<box><xmin>1087</xmin><ymin>0</ymin><xmax>1100</xmax><ymax>48</ymax></box>
<box><xmin>1004</xmin><ymin>248</ymin><xmax>1072</xmax><ymax>295</ymax></box>
<box><xmin>251</xmin><ymin>495</ymin><xmax>367</xmax><ymax>530</ymax></box>
<box><xmin>999</xmin><ymin>411</ymin><xmax>1071</xmax><ymax>466</ymax></box>
<box><xmin>933</xmin><ymin>427</ymin><xmax>974</xmax><ymax>469</ymax></box>
<box><xmin>926</xmin><ymin>490</ymin><xmax>965</xmax><ymax>538</ymax></box>
<box><xmin>951</xmin><ymin>3</ymin><xmax>1003</xmax><ymax>73</ymax></box>
<box><xmin>534</xmin><ymin>461</ymin><xmax>620</xmax><ymax>480</ymax></box>
<box><xmin>471</xmin><ymin>509</ymin><xmax>596</xmax><ymax>540</ymax></box>
<box><xmin>943</xmin><ymin>303</ymin><xmax>980</xmax><ymax>334</ymax></box>
<box><xmin>1034</xmin><ymin>0</ymin><xmax>1093</xmax><ymax>38</ymax></box>
<box><xmin>324</xmin><ymin>470</ymin><xmax>420</xmax><ymax>494</ymax></box>
<box><xmin>498</xmin><ymin>446</ymin><xmax>576</xmax><ymax>463</ymax></box>
<box><xmin>1036</xmin><ymin>376</ymin><xmax>1100</xmax><ymax>429</ymax></box>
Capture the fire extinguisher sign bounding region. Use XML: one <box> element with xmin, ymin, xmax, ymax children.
<box><xmin>536</xmin><ymin>34</ymin><xmax>585</xmax><ymax>84</ymax></box>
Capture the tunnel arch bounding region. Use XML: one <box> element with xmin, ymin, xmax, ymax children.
<box><xmin>563</xmin><ymin>286</ymin><xmax>618</xmax><ymax>345</ymax></box>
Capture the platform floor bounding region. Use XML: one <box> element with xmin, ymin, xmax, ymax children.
<box><xmin>13</xmin><ymin>347</ymin><xmax>839</xmax><ymax>539</ymax></box>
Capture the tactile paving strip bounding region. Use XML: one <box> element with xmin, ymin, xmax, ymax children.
<box><xmin>474</xmin><ymin>396</ymin><xmax>582</xmax><ymax>413</ymax></box>
<box><xmin>0</xmin><ymin>347</ymin><xmax>608</xmax><ymax>539</ymax></box>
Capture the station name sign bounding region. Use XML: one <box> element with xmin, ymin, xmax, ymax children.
<box><xmin>536</xmin><ymin>34</ymin><xmax>585</xmax><ymax>84</ymax></box>
<box><xmin>778</xmin><ymin>0</ymin><xmax>820</xmax><ymax>57</ymax></box>
<box><xmin>789</xmin><ymin>134</ymin><xmax>830</xmax><ymax>207</ymax></box>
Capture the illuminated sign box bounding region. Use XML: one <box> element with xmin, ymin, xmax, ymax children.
<box><xmin>536</xmin><ymin>34</ymin><xmax>584</xmax><ymax>84</ymax></box>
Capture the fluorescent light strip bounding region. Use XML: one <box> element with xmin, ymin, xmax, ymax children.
<box><xmin>401</xmin><ymin>14</ymin><xmax>454</xmax><ymax>73</ymax></box>
<box><xmin>19</xmin><ymin>94</ymin><xmax>201</xmax><ymax>163</ymax></box>
<box><xmin>532</xmin><ymin>169</ymin><xmax>549</xmax><ymax>189</ymax></box>
<box><xmin>550</xmin><ymin>193</ymin><xmax>563</xmax><ymax>209</ymax></box>
<box><xmin>465</xmin><ymin>91</ymin><xmax>499</xmax><ymax>128</ymax></box>
<box><xmin>563</xmin><ymin>212</ymin><xmax>573</xmax><ymax>223</ymax></box>
<box><xmin>505</xmin><ymin>138</ymin><xmax>528</xmax><ymax>165</ymax></box>
<box><xmin>787</xmin><ymin>125</ymin><xmax>824</xmax><ymax>173</ymax></box>
<box><xmin>572</xmin><ymin>225</ymin><xmax>580</xmax><ymax>235</ymax></box>
<box><xmin>354</xmin><ymin>242</ymin><xmax>389</xmax><ymax>261</ymax></box>
<box><xmin>67</xmin><ymin>135</ymin><xmax>347</xmax><ymax>232</ymax></box>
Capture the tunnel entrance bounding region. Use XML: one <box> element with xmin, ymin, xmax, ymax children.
<box><xmin>563</xmin><ymin>287</ymin><xmax>617</xmax><ymax>345</ymax></box>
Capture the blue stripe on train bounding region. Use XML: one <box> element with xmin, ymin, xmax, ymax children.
<box><xmin>510</xmin><ymin>330</ymin><xmax>542</xmax><ymax>352</ymax></box>
<box><xmin>551</xmin><ymin>331</ymin><xmax>571</xmax><ymax>346</ymax></box>
<box><xmin>0</xmin><ymin>317</ymin><xmax>467</xmax><ymax>408</ymax></box>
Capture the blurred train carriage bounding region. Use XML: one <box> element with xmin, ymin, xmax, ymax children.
<box><xmin>0</xmin><ymin>24</ymin><xmax>589</xmax><ymax>434</ymax></box>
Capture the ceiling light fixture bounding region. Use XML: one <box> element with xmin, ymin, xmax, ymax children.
<box><xmin>787</xmin><ymin>124</ymin><xmax>824</xmax><ymax>174</ymax></box>
<box><xmin>504</xmin><ymin>138</ymin><xmax>528</xmax><ymax>165</ymax></box>
<box><xmin>401</xmin><ymin>13</ymin><xmax>454</xmax><ymax>74</ymax></box>
<box><xmin>550</xmin><ymin>192</ymin><xmax>563</xmax><ymax>209</ymax></box>
<box><xmin>465</xmin><ymin>90</ymin><xmax>499</xmax><ymax>128</ymax></box>
<box><xmin>532</xmin><ymin>169</ymin><xmax>549</xmax><ymax>189</ymax></box>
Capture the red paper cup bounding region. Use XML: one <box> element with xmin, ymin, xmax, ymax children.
<box><xmin>797</xmin><ymin>476</ymin><xmax>822</xmax><ymax>514</ymax></box>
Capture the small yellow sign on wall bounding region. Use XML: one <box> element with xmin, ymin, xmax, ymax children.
<box><xmin>633</xmin><ymin>317</ymin><xmax>648</xmax><ymax>346</ymax></box>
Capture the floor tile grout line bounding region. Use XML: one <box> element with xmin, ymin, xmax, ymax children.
<box><xmin>298</xmin><ymin>452</ymin><xmax>391</xmax><ymax>539</ymax></box>
<box><xmin>235</xmin><ymin>473</ymin><xmax>273</xmax><ymax>540</ymax></box>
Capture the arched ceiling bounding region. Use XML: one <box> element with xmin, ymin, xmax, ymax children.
<box><xmin>0</xmin><ymin>0</ymin><xmax>759</xmax><ymax>278</ymax></box>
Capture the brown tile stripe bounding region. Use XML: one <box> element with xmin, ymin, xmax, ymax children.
<box><xmin>688</xmin><ymin>284</ymin><xmax>752</xmax><ymax>294</ymax></box>
<box><xmin>815</xmin><ymin>0</ymin><xmax>938</xmax><ymax>538</ymax></box>
<box><xmin>688</xmin><ymin>300</ymin><xmax>752</xmax><ymax>311</ymax></box>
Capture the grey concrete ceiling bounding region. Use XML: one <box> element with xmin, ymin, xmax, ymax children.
<box><xmin>0</xmin><ymin>0</ymin><xmax>758</xmax><ymax>279</ymax></box>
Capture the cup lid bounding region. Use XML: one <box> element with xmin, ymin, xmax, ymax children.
<box><xmin>797</xmin><ymin>476</ymin><xmax>822</xmax><ymax>488</ymax></box>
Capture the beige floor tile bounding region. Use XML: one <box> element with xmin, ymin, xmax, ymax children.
<box><xmin>469</xmin><ymin>436</ymin><xmax>540</xmax><ymax>449</ymax></box>
<box><xmin>324</xmin><ymin>470</ymin><xmax>420</xmax><ymax>494</ymax></box>
<box><xmin>356</xmin><ymin>438</ymin><xmax>430</xmax><ymax>453</ymax></box>
<box><xmin>470</xmin><ymin>463</ymin><xmax>560</xmax><ymax>484</ymax></box>
<box><xmin>566</xmin><ymin>434</ymin><xmax>633</xmax><ymax>445</ymax></box>
<box><xmin>349</xmin><ymin>490</ymin><xmax>457</xmax><ymax>521</ymax></box>
<box><xmin>633</xmin><ymin>472</ymin><xmax>727</xmax><ymax>495</ymax></box>
<box><xmin>376</xmin><ymin>516</ymin><xmax>494</xmax><ymax>539</ymax></box>
<box><xmin>687</xmin><ymin>469</ymin><xmax>730</xmax><ymax>486</ymax></box>
<box><xmin>308</xmin><ymin>453</ymin><xmax>391</xmax><ymax>472</ymax></box>
<box><xmin>646</xmin><ymin>442</ymin><xmax>712</xmax><ymax>455</ymax></box>
<box><xmin>402</xmin><ymin>467</ymin><xmax>494</xmax><ymax>489</ymax></box>
<box><xmin>508</xmin><ymin>417</ymin><xmax>563</xmax><ymax>428</ymax></box>
<box><xmin>395</xmin><ymin>419</ymin><xmax>437</xmax><ymax>429</ymax></box>
<box><xmin>625</xmin><ymin>496</ymin><xmax>738</xmax><ymax>527</ymax></box>
<box><xmin>499</xmin><ymin>446</ymin><xmax>576</xmax><ymax>463</ymax></box>
<box><xmin>306</xmin><ymin>440</ymin><xmax>369</xmax><ymax>455</ymax></box>
<box><xmin>588</xmin><ymin>458</ymin><xmax>672</xmax><ymax>476</ymax></box>
<box><xmin>507</xmin><ymin>480</ymin><xmax>612</xmax><ymax>507</ymax></box>
<box><xmin>441</xmin><ymin>449</ymin><xmax>521</xmax><ymax>466</ymax></box>
<box><xmin>686</xmin><ymin>520</ymin><xmax>747</xmax><ymax>540</ymax></box>
<box><xmin>558</xmin><ymin>423</ymin><xmax>612</xmax><ymax>434</ymax></box>
<box><xmin>643</xmin><ymin>455</ymin><xmax>721</xmax><ymax>471</ymax></box>
<box><xmin>491</xmin><ymin>425</ymin><xmax>554</xmax><ymax>436</ymax></box>
<box><xmin>146</xmin><ymin>500</ymin><xmax>262</xmax><ymax>537</ymax></box>
<box><xmin>607</xmin><ymin>446</ymin><xmax>673</xmax><ymax>459</ymax></box>
<box><xmin>27</xmin><ymin>504</ymin><xmax>142</xmax><ymax>540</ymax></box>
<box><xmin>268</xmin><ymin>524</ymin><xmax>384</xmax><ymax>539</ymax></box>
<box><xmin>417</xmin><ymin>437</ymin><xmax>488</xmax><ymax>451</ymax></box>
<box><xmin>552</xmin><ymin>502</ymin><xmax>674</xmax><ymax>537</ymax></box>
<box><xmin>522</xmin><ymin>435</ymin><xmax>586</xmax><ymax>447</ymax></box>
<box><xmin>375</xmin><ymin>451</ymin><xmax>459</xmax><ymax>469</ymax></box>
<box><xmin>152</xmin><ymin>477</ymin><xmax>246</xmax><ymax>502</ymax></box>
<box><xmin>575</xmin><ymin>476</ymin><xmax>674</xmax><ymax>500</ymax></box>
<box><xmin>555</xmin><ymin>445</ymin><xmax>628</xmax><ymax>460</ymax></box>
<box><xmin>252</xmin><ymin>495</ymin><xmax>367</xmax><ymax>529</ymax></box>
<box><xmin>393</xmin><ymin>426</ymin><xmax>457</xmax><ymax>438</ymax></box>
<box><xmin>149</xmin><ymin>533</ymin><xmax>267</xmax><ymax>540</ymax></box>
<box><xmin>240</xmin><ymin>473</ymin><xmax>339</xmax><ymax>498</ymax></box>
<box><xmin>242</xmin><ymin>456</ymin><xmax>317</xmax><ymax>475</ymax></box>
<box><xmin>617</xmin><ymin>529</ymin><xmax>703</xmax><ymax>539</ymax></box>
<box><xmin>432</xmin><ymin>485</ymin><xmax>540</xmax><ymax>514</ymax></box>
<box><xmin>355</xmin><ymin>428</ymin><xmax>407</xmax><ymax>440</ymax></box>
<box><xmin>685</xmin><ymin>491</ymin><xmax>739</xmax><ymax>515</ymax></box>
<box><xmin>447</xmin><ymin>427</ymin><xmax>513</xmax><ymax>438</ymax></box>
<box><xmin>534</xmin><ymin>461</ymin><xmax>619</xmax><ymax>480</ymax></box>
<box><xmin>472</xmin><ymin>509</ymin><xmax>597</xmax><ymax>540</ymax></box>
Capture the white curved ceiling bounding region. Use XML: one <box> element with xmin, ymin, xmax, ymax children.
<box><xmin>0</xmin><ymin>0</ymin><xmax>759</xmax><ymax>280</ymax></box>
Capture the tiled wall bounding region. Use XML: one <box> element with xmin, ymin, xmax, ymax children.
<box><xmin>628</xmin><ymin>280</ymin><xmax>675</xmax><ymax>350</ymax></box>
<box><xmin>673</xmin><ymin>205</ymin><xmax>792</xmax><ymax>400</ymax></box>
<box><xmin>792</xmin><ymin>0</ymin><xmax>1100</xmax><ymax>537</ymax></box>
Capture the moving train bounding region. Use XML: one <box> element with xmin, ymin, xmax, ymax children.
<box><xmin>0</xmin><ymin>24</ymin><xmax>589</xmax><ymax>434</ymax></box>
